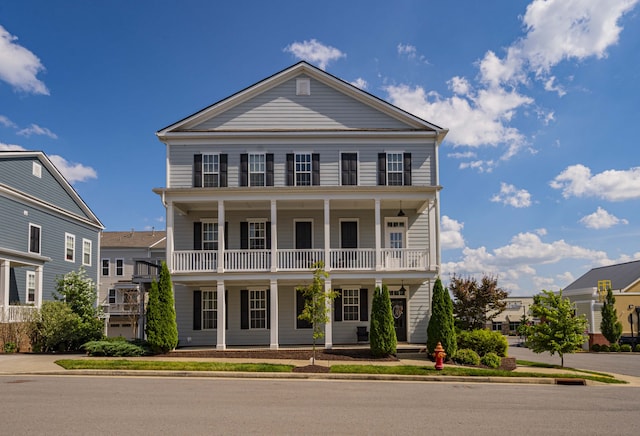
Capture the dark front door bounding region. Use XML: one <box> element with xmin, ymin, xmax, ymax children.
<box><xmin>391</xmin><ymin>299</ymin><xmax>407</xmax><ymax>341</ymax></box>
<box><xmin>295</xmin><ymin>221</ymin><xmax>312</xmax><ymax>249</ymax></box>
<box><xmin>340</xmin><ymin>221</ymin><xmax>358</xmax><ymax>268</ymax></box>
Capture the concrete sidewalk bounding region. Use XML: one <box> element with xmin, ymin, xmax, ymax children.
<box><xmin>1</xmin><ymin>351</ymin><xmax>638</xmax><ymax>386</ymax></box>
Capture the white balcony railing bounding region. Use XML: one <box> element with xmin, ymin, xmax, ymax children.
<box><xmin>0</xmin><ymin>305</ymin><xmax>37</xmax><ymax>323</ymax></box>
<box><xmin>171</xmin><ymin>248</ymin><xmax>429</xmax><ymax>274</ymax></box>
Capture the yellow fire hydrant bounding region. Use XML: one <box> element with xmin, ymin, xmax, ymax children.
<box><xmin>433</xmin><ymin>342</ymin><xmax>446</xmax><ymax>370</ymax></box>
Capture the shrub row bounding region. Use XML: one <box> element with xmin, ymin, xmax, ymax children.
<box><xmin>591</xmin><ymin>343</ymin><xmax>640</xmax><ymax>352</ymax></box>
<box><xmin>451</xmin><ymin>348</ymin><xmax>502</xmax><ymax>369</ymax></box>
<box><xmin>82</xmin><ymin>339</ymin><xmax>150</xmax><ymax>357</ymax></box>
<box><xmin>456</xmin><ymin>329</ymin><xmax>508</xmax><ymax>357</ymax></box>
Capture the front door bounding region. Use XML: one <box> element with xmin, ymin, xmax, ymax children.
<box><xmin>385</xmin><ymin>219</ymin><xmax>406</xmax><ymax>269</ymax></box>
<box><xmin>340</xmin><ymin>220</ymin><xmax>358</xmax><ymax>268</ymax></box>
<box><xmin>295</xmin><ymin>220</ymin><xmax>313</xmax><ymax>268</ymax></box>
<box><xmin>391</xmin><ymin>298</ymin><xmax>407</xmax><ymax>341</ymax></box>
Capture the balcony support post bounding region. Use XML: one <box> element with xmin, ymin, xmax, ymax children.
<box><xmin>218</xmin><ymin>200</ymin><xmax>225</xmax><ymax>273</ymax></box>
<box><xmin>375</xmin><ymin>199</ymin><xmax>381</xmax><ymax>271</ymax></box>
<box><xmin>216</xmin><ymin>280</ymin><xmax>226</xmax><ymax>349</ymax></box>
<box><xmin>270</xmin><ymin>200</ymin><xmax>277</xmax><ymax>272</ymax></box>
<box><xmin>269</xmin><ymin>279</ymin><xmax>278</xmax><ymax>349</ymax></box>
<box><xmin>324</xmin><ymin>199</ymin><xmax>330</xmax><ymax>270</ymax></box>
<box><xmin>1</xmin><ymin>259</ymin><xmax>9</xmax><ymax>318</ymax></box>
<box><xmin>166</xmin><ymin>201</ymin><xmax>174</xmax><ymax>272</ymax></box>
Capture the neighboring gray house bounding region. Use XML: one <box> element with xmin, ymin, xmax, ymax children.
<box><xmin>99</xmin><ymin>230</ymin><xmax>166</xmax><ymax>339</ymax></box>
<box><xmin>154</xmin><ymin>62</ymin><xmax>448</xmax><ymax>349</ymax></box>
<box><xmin>0</xmin><ymin>151</ymin><xmax>103</xmax><ymax>322</ymax></box>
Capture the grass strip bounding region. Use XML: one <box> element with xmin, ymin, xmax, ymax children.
<box><xmin>516</xmin><ymin>360</ymin><xmax>615</xmax><ymax>378</ymax></box>
<box><xmin>55</xmin><ymin>359</ymin><xmax>294</xmax><ymax>373</ymax></box>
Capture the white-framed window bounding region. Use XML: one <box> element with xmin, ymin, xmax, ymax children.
<box><xmin>65</xmin><ymin>233</ymin><xmax>75</xmax><ymax>262</ymax></box>
<box><xmin>115</xmin><ymin>258</ymin><xmax>124</xmax><ymax>276</ymax></box>
<box><xmin>108</xmin><ymin>289</ymin><xmax>116</xmax><ymax>304</ymax></box>
<box><xmin>250</xmin><ymin>289</ymin><xmax>267</xmax><ymax>329</ymax></box>
<box><xmin>32</xmin><ymin>162</ymin><xmax>42</xmax><ymax>178</ymax></box>
<box><xmin>202</xmin><ymin>221</ymin><xmax>218</xmax><ymax>250</ymax></box>
<box><xmin>26</xmin><ymin>271</ymin><xmax>36</xmax><ymax>304</ymax></box>
<box><xmin>202</xmin><ymin>290</ymin><xmax>218</xmax><ymax>330</ymax></box>
<box><xmin>492</xmin><ymin>322</ymin><xmax>502</xmax><ymax>332</ymax></box>
<box><xmin>248</xmin><ymin>153</ymin><xmax>265</xmax><ymax>187</ymax></box>
<box><xmin>342</xmin><ymin>289</ymin><xmax>360</xmax><ymax>321</ymax></box>
<box><xmin>387</xmin><ymin>152</ymin><xmax>404</xmax><ymax>186</ymax></box>
<box><xmin>28</xmin><ymin>223</ymin><xmax>41</xmax><ymax>254</ymax></box>
<box><xmin>82</xmin><ymin>239</ymin><xmax>92</xmax><ymax>266</ymax></box>
<box><xmin>249</xmin><ymin>221</ymin><xmax>266</xmax><ymax>250</ymax></box>
<box><xmin>101</xmin><ymin>259</ymin><xmax>110</xmax><ymax>276</ymax></box>
<box><xmin>295</xmin><ymin>153</ymin><xmax>312</xmax><ymax>186</ymax></box>
<box><xmin>202</xmin><ymin>154</ymin><xmax>219</xmax><ymax>187</ymax></box>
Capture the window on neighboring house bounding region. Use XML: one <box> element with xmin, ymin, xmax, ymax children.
<box><xmin>341</xmin><ymin>153</ymin><xmax>358</xmax><ymax>186</ymax></box>
<box><xmin>108</xmin><ymin>289</ymin><xmax>116</xmax><ymax>304</ymax></box>
<box><xmin>101</xmin><ymin>259</ymin><xmax>110</xmax><ymax>276</ymax></box>
<box><xmin>250</xmin><ymin>290</ymin><xmax>267</xmax><ymax>329</ymax></box>
<box><xmin>342</xmin><ymin>289</ymin><xmax>360</xmax><ymax>321</ymax></box>
<box><xmin>82</xmin><ymin>239</ymin><xmax>92</xmax><ymax>266</ymax></box>
<box><xmin>203</xmin><ymin>154</ymin><xmax>219</xmax><ymax>187</ymax></box>
<box><xmin>202</xmin><ymin>222</ymin><xmax>218</xmax><ymax>250</ymax></box>
<box><xmin>249</xmin><ymin>221</ymin><xmax>266</xmax><ymax>250</ymax></box>
<box><xmin>492</xmin><ymin>322</ymin><xmax>503</xmax><ymax>332</ymax></box>
<box><xmin>509</xmin><ymin>321</ymin><xmax>520</xmax><ymax>332</ymax></box>
<box><xmin>26</xmin><ymin>271</ymin><xmax>36</xmax><ymax>304</ymax></box>
<box><xmin>29</xmin><ymin>224</ymin><xmax>41</xmax><ymax>254</ymax></box>
<box><xmin>249</xmin><ymin>153</ymin><xmax>265</xmax><ymax>187</ymax></box>
<box><xmin>378</xmin><ymin>152</ymin><xmax>412</xmax><ymax>186</ymax></box>
<box><xmin>65</xmin><ymin>233</ymin><xmax>75</xmax><ymax>262</ymax></box>
<box><xmin>202</xmin><ymin>290</ymin><xmax>217</xmax><ymax>330</ymax></box>
<box><xmin>116</xmin><ymin>259</ymin><xmax>124</xmax><ymax>276</ymax></box>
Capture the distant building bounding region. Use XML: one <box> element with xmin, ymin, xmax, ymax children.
<box><xmin>0</xmin><ymin>151</ymin><xmax>103</xmax><ymax>322</ymax></box>
<box><xmin>99</xmin><ymin>230</ymin><xmax>166</xmax><ymax>338</ymax></box>
<box><xmin>564</xmin><ymin>259</ymin><xmax>640</xmax><ymax>347</ymax></box>
<box><xmin>487</xmin><ymin>296</ymin><xmax>535</xmax><ymax>335</ymax></box>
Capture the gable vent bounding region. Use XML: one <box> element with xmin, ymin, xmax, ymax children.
<box><xmin>32</xmin><ymin>162</ymin><xmax>42</xmax><ymax>178</ymax></box>
<box><xmin>296</xmin><ymin>78</ymin><xmax>310</xmax><ymax>96</ymax></box>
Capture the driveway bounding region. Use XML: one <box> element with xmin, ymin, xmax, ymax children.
<box><xmin>507</xmin><ymin>338</ymin><xmax>640</xmax><ymax>377</ymax></box>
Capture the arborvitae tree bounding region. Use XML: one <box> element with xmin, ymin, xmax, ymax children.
<box><xmin>427</xmin><ymin>277</ymin><xmax>457</xmax><ymax>359</ymax></box>
<box><xmin>600</xmin><ymin>288</ymin><xmax>623</xmax><ymax>345</ymax></box>
<box><xmin>369</xmin><ymin>284</ymin><xmax>397</xmax><ymax>357</ymax></box>
<box><xmin>145</xmin><ymin>262</ymin><xmax>178</xmax><ymax>353</ymax></box>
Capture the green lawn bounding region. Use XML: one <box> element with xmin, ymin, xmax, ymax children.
<box><xmin>56</xmin><ymin>359</ymin><xmax>294</xmax><ymax>373</ymax></box>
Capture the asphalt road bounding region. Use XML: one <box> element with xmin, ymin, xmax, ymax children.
<box><xmin>1</xmin><ymin>375</ymin><xmax>638</xmax><ymax>435</ymax></box>
<box><xmin>507</xmin><ymin>338</ymin><xmax>640</xmax><ymax>377</ymax></box>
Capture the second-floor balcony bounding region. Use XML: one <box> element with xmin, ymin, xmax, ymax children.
<box><xmin>171</xmin><ymin>248</ymin><xmax>430</xmax><ymax>274</ymax></box>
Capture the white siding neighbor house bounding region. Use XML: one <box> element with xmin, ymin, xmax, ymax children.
<box><xmin>0</xmin><ymin>151</ymin><xmax>103</xmax><ymax>323</ymax></box>
<box><xmin>154</xmin><ymin>62</ymin><xmax>448</xmax><ymax>349</ymax></box>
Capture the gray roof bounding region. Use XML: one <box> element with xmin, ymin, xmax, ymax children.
<box><xmin>101</xmin><ymin>230</ymin><xmax>166</xmax><ymax>249</ymax></box>
<box><xmin>564</xmin><ymin>259</ymin><xmax>640</xmax><ymax>291</ymax></box>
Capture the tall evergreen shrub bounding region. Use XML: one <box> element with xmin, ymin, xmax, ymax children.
<box><xmin>427</xmin><ymin>278</ymin><xmax>457</xmax><ymax>358</ymax></box>
<box><xmin>369</xmin><ymin>285</ymin><xmax>397</xmax><ymax>357</ymax></box>
<box><xmin>145</xmin><ymin>262</ymin><xmax>178</xmax><ymax>353</ymax></box>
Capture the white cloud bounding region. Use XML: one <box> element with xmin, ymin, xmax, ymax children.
<box><xmin>550</xmin><ymin>164</ymin><xmax>640</xmax><ymax>201</ymax></box>
<box><xmin>447</xmin><ymin>151</ymin><xmax>476</xmax><ymax>159</ymax></box>
<box><xmin>440</xmin><ymin>215</ymin><xmax>465</xmax><ymax>250</ymax></box>
<box><xmin>17</xmin><ymin>123</ymin><xmax>58</xmax><ymax>139</ymax></box>
<box><xmin>284</xmin><ymin>39</ymin><xmax>345</xmax><ymax>70</ymax></box>
<box><xmin>579</xmin><ymin>207</ymin><xmax>629</xmax><ymax>229</ymax></box>
<box><xmin>491</xmin><ymin>182</ymin><xmax>532</xmax><ymax>208</ymax></box>
<box><xmin>0</xmin><ymin>142</ymin><xmax>25</xmax><ymax>151</ymax></box>
<box><xmin>397</xmin><ymin>43</ymin><xmax>429</xmax><ymax>64</ymax></box>
<box><xmin>0</xmin><ymin>25</ymin><xmax>49</xmax><ymax>95</ymax></box>
<box><xmin>48</xmin><ymin>155</ymin><xmax>97</xmax><ymax>184</ymax></box>
<box><xmin>0</xmin><ymin>115</ymin><xmax>17</xmax><ymax>128</ymax></box>
<box><xmin>350</xmin><ymin>77</ymin><xmax>368</xmax><ymax>90</ymax></box>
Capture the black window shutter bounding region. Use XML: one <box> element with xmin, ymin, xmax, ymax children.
<box><xmin>266</xmin><ymin>153</ymin><xmax>274</xmax><ymax>186</ymax></box>
<box><xmin>267</xmin><ymin>289</ymin><xmax>271</xmax><ymax>329</ymax></box>
<box><xmin>30</xmin><ymin>226</ymin><xmax>40</xmax><ymax>253</ymax></box>
<box><xmin>266</xmin><ymin>222</ymin><xmax>271</xmax><ymax>249</ymax></box>
<box><xmin>334</xmin><ymin>289</ymin><xmax>342</xmax><ymax>322</ymax></box>
<box><xmin>194</xmin><ymin>154</ymin><xmax>202</xmax><ymax>187</ymax></box>
<box><xmin>193</xmin><ymin>222</ymin><xmax>202</xmax><ymax>250</ymax></box>
<box><xmin>240</xmin><ymin>290</ymin><xmax>249</xmax><ymax>329</ymax></box>
<box><xmin>360</xmin><ymin>289</ymin><xmax>368</xmax><ymax>322</ymax></box>
<box><xmin>296</xmin><ymin>290</ymin><xmax>312</xmax><ymax>329</ymax></box>
<box><xmin>240</xmin><ymin>154</ymin><xmax>248</xmax><ymax>186</ymax></box>
<box><xmin>220</xmin><ymin>154</ymin><xmax>228</xmax><ymax>187</ymax></box>
<box><xmin>312</xmin><ymin>153</ymin><xmax>320</xmax><ymax>185</ymax></box>
<box><xmin>224</xmin><ymin>221</ymin><xmax>229</xmax><ymax>248</ymax></box>
<box><xmin>193</xmin><ymin>290</ymin><xmax>202</xmax><ymax>330</ymax></box>
<box><xmin>378</xmin><ymin>153</ymin><xmax>386</xmax><ymax>186</ymax></box>
<box><xmin>403</xmin><ymin>153</ymin><xmax>412</xmax><ymax>186</ymax></box>
<box><xmin>240</xmin><ymin>222</ymin><xmax>248</xmax><ymax>249</ymax></box>
<box><xmin>286</xmin><ymin>153</ymin><xmax>294</xmax><ymax>186</ymax></box>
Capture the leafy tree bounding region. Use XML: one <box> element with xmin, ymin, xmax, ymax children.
<box><xmin>297</xmin><ymin>262</ymin><xmax>337</xmax><ymax>364</ymax></box>
<box><xmin>600</xmin><ymin>288</ymin><xmax>623</xmax><ymax>345</ymax></box>
<box><xmin>525</xmin><ymin>290</ymin><xmax>587</xmax><ymax>367</ymax></box>
<box><xmin>145</xmin><ymin>262</ymin><xmax>178</xmax><ymax>353</ymax></box>
<box><xmin>29</xmin><ymin>301</ymin><xmax>83</xmax><ymax>352</ymax></box>
<box><xmin>427</xmin><ymin>278</ymin><xmax>456</xmax><ymax>359</ymax></box>
<box><xmin>369</xmin><ymin>284</ymin><xmax>397</xmax><ymax>357</ymax></box>
<box><xmin>450</xmin><ymin>274</ymin><xmax>509</xmax><ymax>331</ymax></box>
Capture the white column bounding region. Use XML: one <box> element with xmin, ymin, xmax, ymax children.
<box><xmin>166</xmin><ymin>201</ymin><xmax>174</xmax><ymax>271</ymax></box>
<box><xmin>269</xmin><ymin>279</ymin><xmax>278</xmax><ymax>349</ymax></box>
<box><xmin>375</xmin><ymin>199</ymin><xmax>381</xmax><ymax>270</ymax></box>
<box><xmin>270</xmin><ymin>200</ymin><xmax>277</xmax><ymax>272</ymax></box>
<box><xmin>35</xmin><ymin>265</ymin><xmax>44</xmax><ymax>308</ymax></box>
<box><xmin>218</xmin><ymin>200</ymin><xmax>225</xmax><ymax>273</ymax></box>
<box><xmin>324</xmin><ymin>199</ymin><xmax>330</xmax><ymax>270</ymax></box>
<box><xmin>375</xmin><ymin>278</ymin><xmax>382</xmax><ymax>291</ymax></box>
<box><xmin>324</xmin><ymin>278</ymin><xmax>333</xmax><ymax>349</ymax></box>
<box><xmin>1</xmin><ymin>260</ymin><xmax>9</xmax><ymax>318</ymax></box>
<box><xmin>217</xmin><ymin>280</ymin><xmax>226</xmax><ymax>350</ymax></box>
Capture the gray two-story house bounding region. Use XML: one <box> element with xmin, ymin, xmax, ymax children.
<box><xmin>154</xmin><ymin>62</ymin><xmax>447</xmax><ymax>349</ymax></box>
<box><xmin>0</xmin><ymin>151</ymin><xmax>103</xmax><ymax>322</ymax></box>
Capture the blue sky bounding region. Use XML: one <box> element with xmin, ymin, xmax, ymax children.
<box><xmin>2</xmin><ymin>0</ymin><xmax>639</xmax><ymax>295</ymax></box>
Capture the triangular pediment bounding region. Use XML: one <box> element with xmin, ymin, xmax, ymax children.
<box><xmin>158</xmin><ymin>62</ymin><xmax>445</xmax><ymax>137</ymax></box>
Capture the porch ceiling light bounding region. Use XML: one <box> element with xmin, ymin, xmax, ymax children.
<box><xmin>399</xmin><ymin>281</ymin><xmax>406</xmax><ymax>295</ymax></box>
<box><xmin>397</xmin><ymin>201</ymin><xmax>405</xmax><ymax>217</ymax></box>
